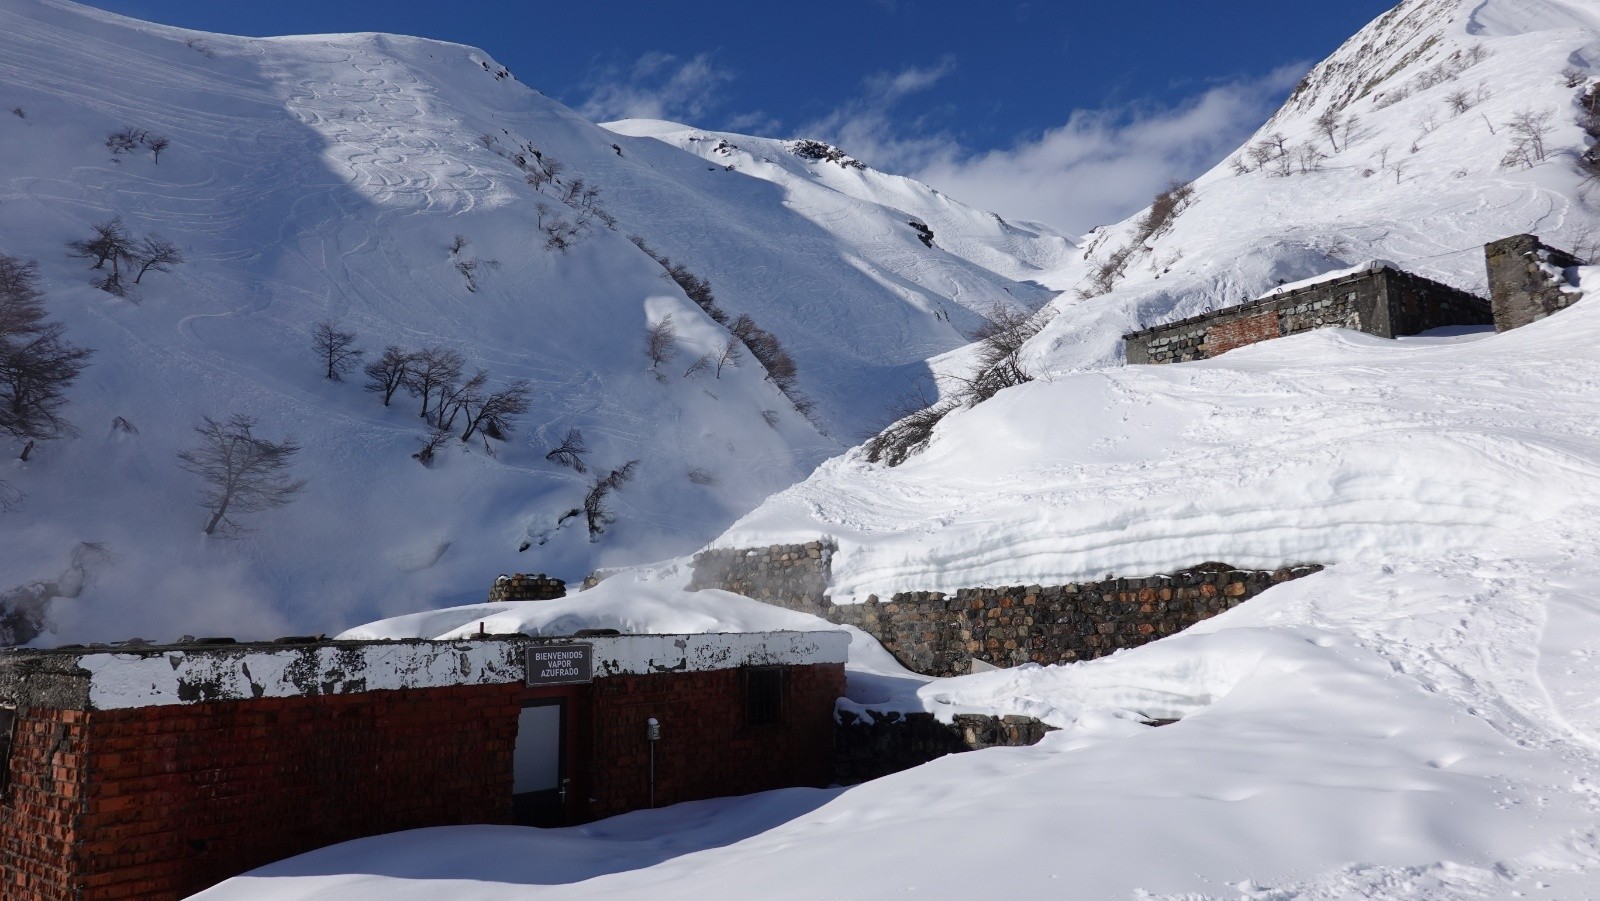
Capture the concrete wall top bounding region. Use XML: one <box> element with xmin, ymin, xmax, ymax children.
<box><xmin>0</xmin><ymin>631</ymin><xmax>850</xmax><ymax>711</ymax></box>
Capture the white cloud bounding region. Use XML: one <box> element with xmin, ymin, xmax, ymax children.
<box><xmin>805</xmin><ymin>64</ymin><xmax>1307</xmax><ymax>235</ymax></box>
<box><xmin>579</xmin><ymin>51</ymin><xmax>733</xmax><ymax>124</ymax></box>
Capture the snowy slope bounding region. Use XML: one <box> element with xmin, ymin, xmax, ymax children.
<box><xmin>204</xmin><ymin>541</ymin><xmax>1600</xmax><ymax>898</ymax></box>
<box><xmin>714</xmin><ymin>0</ymin><xmax>1600</xmax><ymax>602</ymax></box>
<box><xmin>0</xmin><ymin>0</ymin><xmax>1061</xmax><ymax>643</ymax></box>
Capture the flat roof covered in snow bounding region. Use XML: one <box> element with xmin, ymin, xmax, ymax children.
<box><xmin>0</xmin><ymin>631</ymin><xmax>850</xmax><ymax>711</ymax></box>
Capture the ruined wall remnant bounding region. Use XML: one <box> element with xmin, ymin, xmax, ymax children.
<box><xmin>687</xmin><ymin>542</ymin><xmax>834</xmax><ymax>613</ymax></box>
<box><xmin>488</xmin><ymin>572</ymin><xmax>566</xmax><ymax>601</ymax></box>
<box><xmin>687</xmin><ymin>547</ymin><xmax>1324</xmax><ymax>677</ymax></box>
<box><xmin>1124</xmin><ymin>264</ymin><xmax>1490</xmax><ymax>364</ymax></box>
<box><xmin>1487</xmin><ymin>234</ymin><xmax>1584</xmax><ymax>332</ymax></box>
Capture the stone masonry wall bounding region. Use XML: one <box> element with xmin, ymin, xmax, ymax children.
<box><xmin>688</xmin><ymin>542</ymin><xmax>834</xmax><ymax>614</ymax></box>
<box><xmin>488</xmin><ymin>572</ymin><xmax>566</xmax><ymax>601</ymax></box>
<box><xmin>1124</xmin><ymin>265</ymin><xmax>1490</xmax><ymax>365</ymax></box>
<box><xmin>831</xmin><ymin>564</ymin><xmax>1324</xmax><ymax>676</ymax></box>
<box><xmin>687</xmin><ymin>547</ymin><xmax>1323</xmax><ymax>677</ymax></box>
<box><xmin>1487</xmin><ymin>234</ymin><xmax>1584</xmax><ymax>332</ymax></box>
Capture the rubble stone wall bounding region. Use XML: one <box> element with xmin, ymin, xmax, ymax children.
<box><xmin>1488</xmin><ymin>234</ymin><xmax>1584</xmax><ymax>332</ymax></box>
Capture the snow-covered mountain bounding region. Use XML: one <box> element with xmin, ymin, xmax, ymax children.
<box><xmin>0</xmin><ymin>0</ymin><xmax>1068</xmax><ymax>643</ymax></box>
<box><xmin>713</xmin><ymin>0</ymin><xmax>1600</xmax><ymax>601</ymax></box>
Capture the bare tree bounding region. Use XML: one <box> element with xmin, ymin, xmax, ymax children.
<box><xmin>362</xmin><ymin>346</ymin><xmax>414</xmax><ymax>406</ymax></box>
<box><xmin>436</xmin><ymin>369</ymin><xmax>488</xmax><ymax>431</ymax></box>
<box><xmin>1444</xmin><ymin>89</ymin><xmax>1473</xmax><ymax>115</ymax></box>
<box><xmin>545</xmin><ymin>428</ymin><xmax>589</xmax><ymax>472</ymax></box>
<box><xmin>682</xmin><ymin>353</ymin><xmax>712</xmax><ymax>379</ymax></box>
<box><xmin>146</xmin><ymin>135</ymin><xmax>169</xmax><ymax>164</ymax></box>
<box><xmin>131</xmin><ymin>234</ymin><xmax>183</xmax><ymax>284</ymax></box>
<box><xmin>583</xmin><ymin>460</ymin><xmax>638</xmax><ymax>541</ymax></box>
<box><xmin>1503</xmin><ymin>108</ymin><xmax>1555</xmax><ymax>168</ymax></box>
<box><xmin>460</xmin><ymin>381</ymin><xmax>530</xmax><ymax>444</ymax></box>
<box><xmin>401</xmin><ymin>346</ymin><xmax>464</xmax><ymax>421</ymax></box>
<box><xmin>713</xmin><ymin>337</ymin><xmax>742</xmax><ymax>377</ymax></box>
<box><xmin>1314</xmin><ymin>108</ymin><xmax>1344</xmax><ymax>152</ymax></box>
<box><xmin>448</xmin><ymin>234</ymin><xmax>470</xmax><ymax>256</ymax></box>
<box><xmin>312</xmin><ymin>319</ymin><xmax>362</xmax><ymax>381</ymax></box>
<box><xmin>176</xmin><ymin>414</ymin><xmax>306</xmax><ymax>535</ymax></box>
<box><xmin>67</xmin><ymin>219</ymin><xmax>136</xmax><ymax>295</ymax></box>
<box><xmin>0</xmin><ymin>255</ymin><xmax>92</xmax><ymax>461</ymax></box>
<box><xmin>644</xmin><ymin>314</ymin><xmax>678</xmax><ymax>378</ymax></box>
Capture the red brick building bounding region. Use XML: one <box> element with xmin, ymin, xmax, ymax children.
<box><xmin>0</xmin><ymin>631</ymin><xmax>848</xmax><ymax>899</ymax></box>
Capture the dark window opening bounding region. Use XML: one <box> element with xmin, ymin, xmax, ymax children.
<box><xmin>0</xmin><ymin>706</ymin><xmax>15</xmax><ymax>795</ymax></box>
<box><xmin>744</xmin><ymin>667</ymin><xmax>785</xmax><ymax>727</ymax></box>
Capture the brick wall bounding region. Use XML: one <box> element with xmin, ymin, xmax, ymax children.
<box><xmin>1487</xmin><ymin>234</ymin><xmax>1584</xmax><ymax>332</ymax></box>
<box><xmin>584</xmin><ymin>663</ymin><xmax>843</xmax><ymax>818</ymax></box>
<box><xmin>9</xmin><ymin>684</ymin><xmax>523</xmax><ymax>900</ymax></box>
<box><xmin>1</xmin><ymin>707</ymin><xmax>86</xmax><ymax>900</ymax></box>
<box><xmin>1203</xmin><ymin>310</ymin><xmax>1280</xmax><ymax>356</ymax></box>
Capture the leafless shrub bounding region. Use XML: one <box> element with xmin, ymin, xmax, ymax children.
<box><xmin>478</xmin><ymin>133</ymin><xmax>498</xmax><ymax>150</ymax></box>
<box><xmin>412</xmin><ymin>423</ymin><xmax>453</xmax><ymax>467</ymax></box>
<box><xmin>583</xmin><ymin>460</ymin><xmax>639</xmax><ymax>540</ymax></box>
<box><xmin>1501</xmin><ymin>108</ymin><xmax>1554</xmax><ymax>169</ymax></box>
<box><xmin>713</xmin><ymin>337</ymin><xmax>742</xmax><ymax>377</ymax></box>
<box><xmin>1445</xmin><ymin>89</ymin><xmax>1473</xmax><ymax>115</ymax></box>
<box><xmin>682</xmin><ymin>353</ymin><xmax>712</xmax><ymax>378</ymax></box>
<box><xmin>645</xmin><ymin>315</ymin><xmax>678</xmax><ymax>378</ymax></box>
<box><xmin>863</xmin><ymin>392</ymin><xmax>957</xmax><ymax>467</ymax></box>
<box><xmin>10</xmin><ymin>107</ymin><xmax>24</xmax><ymax>119</ymax></box>
<box><xmin>686</xmin><ymin>466</ymin><xmax>716</xmax><ymax>486</ymax></box>
<box><xmin>106</xmin><ymin>127</ymin><xmax>145</xmax><ymax>156</ymax></box>
<box><xmin>110</xmin><ymin>416</ymin><xmax>138</xmax><ymax>436</ymax></box>
<box><xmin>455</xmin><ymin>259</ymin><xmax>479</xmax><ymax>292</ymax></box>
<box><xmin>146</xmin><ymin>135</ymin><xmax>169</xmax><ymax>164</ymax></box>
<box><xmin>448</xmin><ymin>234</ymin><xmax>469</xmax><ymax>255</ymax></box>
<box><xmin>1296</xmin><ymin>143</ymin><xmax>1328</xmax><ymax>174</ymax></box>
<box><xmin>545</xmin><ymin>428</ymin><xmax>589</xmax><ymax>473</ymax></box>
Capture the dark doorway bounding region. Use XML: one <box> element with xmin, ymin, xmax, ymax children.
<box><xmin>513</xmin><ymin>697</ymin><xmax>568</xmax><ymax>827</ymax></box>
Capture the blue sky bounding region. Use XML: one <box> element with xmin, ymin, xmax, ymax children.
<box><xmin>83</xmin><ymin>0</ymin><xmax>1397</xmax><ymax>233</ymax></box>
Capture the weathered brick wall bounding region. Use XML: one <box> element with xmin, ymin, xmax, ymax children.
<box><xmin>1203</xmin><ymin>310</ymin><xmax>1280</xmax><ymax>355</ymax></box>
<box><xmin>586</xmin><ymin>662</ymin><xmax>844</xmax><ymax>818</ymax></box>
<box><xmin>835</xmin><ymin>709</ymin><xmax>1054</xmax><ymax>784</ymax></box>
<box><xmin>1488</xmin><ymin>234</ymin><xmax>1584</xmax><ymax>332</ymax></box>
<box><xmin>688</xmin><ymin>542</ymin><xmax>834</xmax><ymax>613</ymax></box>
<box><xmin>72</xmin><ymin>684</ymin><xmax>522</xmax><ymax>900</ymax></box>
<box><xmin>0</xmin><ymin>706</ymin><xmax>87</xmax><ymax>900</ymax></box>
<box><xmin>1125</xmin><ymin>265</ymin><xmax>1489</xmax><ymax>364</ymax></box>
<box><xmin>832</xmin><ymin>564</ymin><xmax>1323</xmax><ymax>676</ymax></box>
